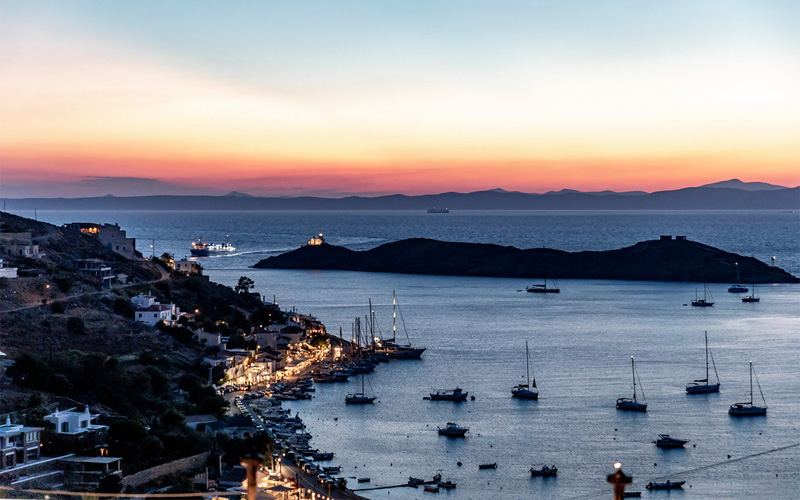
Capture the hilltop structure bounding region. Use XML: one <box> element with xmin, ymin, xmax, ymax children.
<box><xmin>63</xmin><ymin>223</ymin><xmax>139</xmax><ymax>260</ymax></box>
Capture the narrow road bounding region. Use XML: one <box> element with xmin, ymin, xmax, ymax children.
<box><xmin>0</xmin><ymin>263</ymin><xmax>170</xmax><ymax>314</ymax></box>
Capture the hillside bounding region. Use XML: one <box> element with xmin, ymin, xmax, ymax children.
<box><xmin>254</xmin><ymin>238</ymin><xmax>799</xmax><ymax>283</ymax></box>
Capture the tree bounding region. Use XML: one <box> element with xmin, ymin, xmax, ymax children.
<box><xmin>234</xmin><ymin>276</ymin><xmax>254</xmax><ymax>294</ymax></box>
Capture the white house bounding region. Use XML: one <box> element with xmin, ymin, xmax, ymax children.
<box><xmin>0</xmin><ymin>259</ymin><xmax>17</xmax><ymax>279</ymax></box>
<box><xmin>130</xmin><ymin>293</ymin><xmax>156</xmax><ymax>309</ymax></box>
<box><xmin>44</xmin><ymin>407</ymin><xmax>108</xmax><ymax>435</ymax></box>
<box><xmin>174</xmin><ymin>258</ymin><xmax>202</xmax><ymax>275</ymax></box>
<box><xmin>131</xmin><ymin>294</ymin><xmax>179</xmax><ymax>326</ymax></box>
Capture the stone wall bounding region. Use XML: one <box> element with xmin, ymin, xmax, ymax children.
<box><xmin>122</xmin><ymin>452</ymin><xmax>210</xmax><ymax>488</ymax></box>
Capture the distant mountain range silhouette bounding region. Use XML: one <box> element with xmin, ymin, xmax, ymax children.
<box><xmin>2</xmin><ymin>179</ymin><xmax>797</xmax><ymax>211</ymax></box>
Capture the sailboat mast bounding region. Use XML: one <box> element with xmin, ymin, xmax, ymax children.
<box><xmin>525</xmin><ymin>341</ymin><xmax>531</xmax><ymax>387</ymax></box>
<box><xmin>631</xmin><ymin>356</ymin><xmax>637</xmax><ymax>400</ymax></box>
<box><xmin>749</xmin><ymin>361</ymin><xmax>753</xmax><ymax>404</ymax></box>
<box><xmin>392</xmin><ymin>291</ymin><xmax>397</xmax><ymax>342</ymax></box>
<box><xmin>705</xmin><ymin>331</ymin><xmax>709</xmax><ymax>381</ymax></box>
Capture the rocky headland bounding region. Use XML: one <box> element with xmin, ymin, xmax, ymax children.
<box><xmin>253</xmin><ymin>237</ymin><xmax>799</xmax><ymax>283</ymax></box>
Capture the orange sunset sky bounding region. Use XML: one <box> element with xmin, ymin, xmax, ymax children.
<box><xmin>1</xmin><ymin>1</ymin><xmax>798</xmax><ymax>197</ymax></box>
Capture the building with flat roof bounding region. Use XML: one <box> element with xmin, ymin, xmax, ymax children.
<box><xmin>0</xmin><ymin>417</ymin><xmax>43</xmax><ymax>471</ymax></box>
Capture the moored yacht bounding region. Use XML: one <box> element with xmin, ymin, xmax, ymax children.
<box><xmin>437</xmin><ymin>422</ymin><xmax>469</xmax><ymax>437</ymax></box>
<box><xmin>511</xmin><ymin>340</ymin><xmax>538</xmax><ymax>400</ymax></box>
<box><xmin>616</xmin><ymin>356</ymin><xmax>647</xmax><ymax>412</ymax></box>
<box><xmin>686</xmin><ymin>331</ymin><xmax>721</xmax><ymax>394</ymax></box>
<box><xmin>691</xmin><ymin>285</ymin><xmax>714</xmax><ymax>306</ymax></box>
<box><xmin>728</xmin><ymin>361</ymin><xmax>767</xmax><ymax>417</ymax></box>
<box><xmin>345</xmin><ymin>373</ymin><xmax>376</xmax><ymax>404</ymax></box>
<box><xmin>741</xmin><ymin>285</ymin><xmax>760</xmax><ymax>303</ymax></box>
<box><xmin>655</xmin><ymin>434</ymin><xmax>688</xmax><ymax>448</ymax></box>
<box><xmin>727</xmin><ymin>262</ymin><xmax>748</xmax><ymax>293</ymax></box>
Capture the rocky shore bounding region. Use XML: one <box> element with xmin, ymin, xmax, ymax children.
<box><xmin>253</xmin><ymin>237</ymin><xmax>799</xmax><ymax>283</ymax></box>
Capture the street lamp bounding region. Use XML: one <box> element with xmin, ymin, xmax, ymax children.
<box><xmin>607</xmin><ymin>462</ymin><xmax>632</xmax><ymax>500</ymax></box>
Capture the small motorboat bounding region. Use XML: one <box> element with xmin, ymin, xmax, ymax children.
<box><xmin>312</xmin><ymin>452</ymin><xmax>334</xmax><ymax>461</ymax></box>
<box><xmin>478</xmin><ymin>463</ymin><xmax>497</xmax><ymax>470</ymax></box>
<box><xmin>429</xmin><ymin>387</ymin><xmax>468</xmax><ymax>402</ymax></box>
<box><xmin>357</xmin><ymin>477</ymin><xmax>371</xmax><ymax>483</ymax></box>
<box><xmin>408</xmin><ymin>477</ymin><xmax>425</xmax><ymax>486</ymax></box>
<box><xmin>437</xmin><ymin>480</ymin><xmax>456</xmax><ymax>489</ymax></box>
<box><xmin>655</xmin><ymin>434</ymin><xmax>689</xmax><ymax>448</ymax></box>
<box><xmin>646</xmin><ymin>480</ymin><xmax>685</xmax><ymax>490</ymax></box>
<box><xmin>530</xmin><ymin>465</ymin><xmax>558</xmax><ymax>477</ymax></box>
<box><xmin>623</xmin><ymin>492</ymin><xmax>642</xmax><ymax>498</ymax></box>
<box><xmin>437</xmin><ymin>422</ymin><xmax>469</xmax><ymax>437</ymax></box>
<box><xmin>423</xmin><ymin>484</ymin><xmax>440</xmax><ymax>493</ymax></box>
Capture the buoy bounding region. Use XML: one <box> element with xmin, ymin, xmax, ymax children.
<box><xmin>457</xmin><ymin>462</ymin><xmax>462</xmax><ymax>467</ymax></box>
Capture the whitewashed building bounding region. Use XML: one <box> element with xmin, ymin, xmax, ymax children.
<box><xmin>44</xmin><ymin>407</ymin><xmax>107</xmax><ymax>435</ymax></box>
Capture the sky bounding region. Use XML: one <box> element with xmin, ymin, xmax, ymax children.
<box><xmin>1</xmin><ymin>0</ymin><xmax>799</xmax><ymax>198</ymax></box>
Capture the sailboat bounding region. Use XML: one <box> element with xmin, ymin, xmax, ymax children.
<box><xmin>345</xmin><ymin>373</ymin><xmax>376</xmax><ymax>404</ymax></box>
<box><xmin>527</xmin><ymin>249</ymin><xmax>560</xmax><ymax>293</ymax></box>
<box><xmin>728</xmin><ymin>361</ymin><xmax>767</xmax><ymax>416</ymax></box>
<box><xmin>727</xmin><ymin>263</ymin><xmax>748</xmax><ymax>293</ymax></box>
<box><xmin>691</xmin><ymin>285</ymin><xmax>714</xmax><ymax>307</ymax></box>
<box><xmin>526</xmin><ymin>278</ymin><xmax>560</xmax><ymax>293</ymax></box>
<box><xmin>373</xmin><ymin>292</ymin><xmax>426</xmax><ymax>359</ymax></box>
<box><xmin>686</xmin><ymin>331</ymin><xmax>721</xmax><ymax>394</ymax></box>
<box><xmin>741</xmin><ymin>285</ymin><xmax>760</xmax><ymax>303</ymax></box>
<box><xmin>512</xmin><ymin>341</ymin><xmax>538</xmax><ymax>400</ymax></box>
<box><xmin>616</xmin><ymin>356</ymin><xmax>647</xmax><ymax>412</ymax></box>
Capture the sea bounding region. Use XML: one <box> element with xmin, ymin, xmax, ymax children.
<box><xmin>11</xmin><ymin>209</ymin><xmax>800</xmax><ymax>499</ymax></box>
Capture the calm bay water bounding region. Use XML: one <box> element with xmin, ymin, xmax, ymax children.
<box><xmin>15</xmin><ymin>209</ymin><xmax>800</xmax><ymax>498</ymax></box>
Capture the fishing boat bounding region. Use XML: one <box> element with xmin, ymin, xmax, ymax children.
<box><xmin>686</xmin><ymin>331</ymin><xmax>721</xmax><ymax>394</ymax></box>
<box><xmin>728</xmin><ymin>361</ymin><xmax>767</xmax><ymax>417</ymax></box>
<box><xmin>691</xmin><ymin>285</ymin><xmax>714</xmax><ymax>306</ymax></box>
<box><xmin>478</xmin><ymin>463</ymin><xmax>497</xmax><ymax>470</ymax></box>
<box><xmin>437</xmin><ymin>480</ymin><xmax>457</xmax><ymax>489</ymax></box>
<box><xmin>429</xmin><ymin>387</ymin><xmax>468</xmax><ymax>402</ymax></box>
<box><xmin>530</xmin><ymin>465</ymin><xmax>558</xmax><ymax>477</ymax></box>
<box><xmin>646</xmin><ymin>480</ymin><xmax>685</xmax><ymax>490</ymax></box>
<box><xmin>512</xmin><ymin>340</ymin><xmax>538</xmax><ymax>400</ymax></box>
<box><xmin>423</xmin><ymin>484</ymin><xmax>440</xmax><ymax>492</ymax></box>
<box><xmin>655</xmin><ymin>434</ymin><xmax>688</xmax><ymax>448</ymax></box>
<box><xmin>408</xmin><ymin>477</ymin><xmax>425</xmax><ymax>486</ymax></box>
<box><xmin>742</xmin><ymin>285</ymin><xmax>760</xmax><ymax>303</ymax></box>
<box><xmin>623</xmin><ymin>492</ymin><xmax>642</xmax><ymax>498</ymax></box>
<box><xmin>190</xmin><ymin>237</ymin><xmax>236</xmax><ymax>256</ymax></box>
<box><xmin>616</xmin><ymin>356</ymin><xmax>647</xmax><ymax>412</ymax></box>
<box><xmin>345</xmin><ymin>374</ymin><xmax>376</xmax><ymax>404</ymax></box>
<box><xmin>437</xmin><ymin>422</ymin><xmax>469</xmax><ymax>437</ymax></box>
<box><xmin>727</xmin><ymin>263</ymin><xmax>748</xmax><ymax>293</ymax></box>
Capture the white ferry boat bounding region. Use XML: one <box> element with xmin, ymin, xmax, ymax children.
<box><xmin>190</xmin><ymin>237</ymin><xmax>236</xmax><ymax>256</ymax></box>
